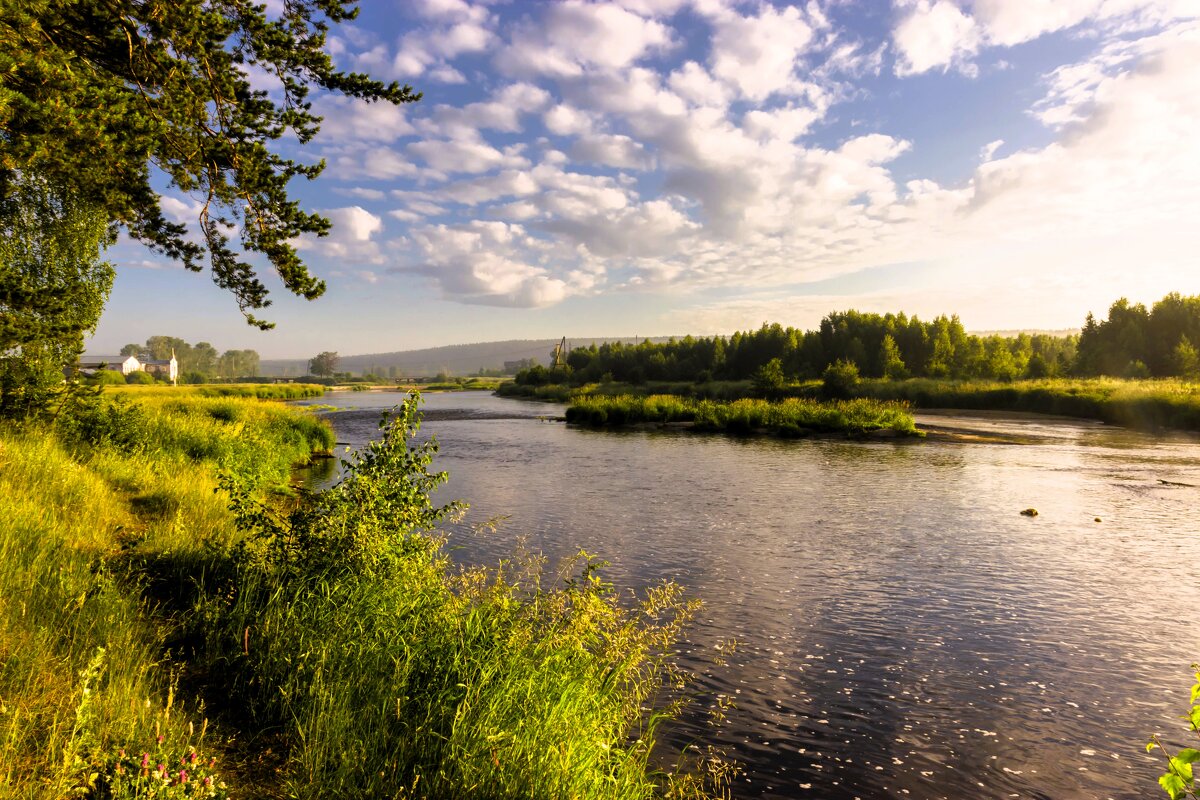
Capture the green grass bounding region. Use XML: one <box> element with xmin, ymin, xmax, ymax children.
<box><xmin>511</xmin><ymin>377</ymin><xmax>1200</xmax><ymax>433</ymax></box>
<box><xmin>565</xmin><ymin>394</ymin><xmax>919</xmax><ymax>437</ymax></box>
<box><xmin>0</xmin><ymin>391</ymin><xmax>728</xmax><ymax>799</ymax></box>
<box><xmin>109</xmin><ymin>382</ymin><xmax>327</xmax><ymax>400</ymax></box>
<box><xmin>0</xmin><ymin>392</ymin><xmax>331</xmax><ymax>796</ymax></box>
<box><xmin>849</xmin><ymin>377</ymin><xmax>1200</xmax><ymax>431</ymax></box>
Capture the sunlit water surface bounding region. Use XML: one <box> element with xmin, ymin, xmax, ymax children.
<box><xmin>295</xmin><ymin>390</ymin><xmax>1200</xmax><ymax>800</ymax></box>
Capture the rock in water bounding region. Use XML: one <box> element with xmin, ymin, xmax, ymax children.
<box><xmin>1020</xmin><ymin>508</ymin><xmax>1039</xmax><ymax>517</ymax></box>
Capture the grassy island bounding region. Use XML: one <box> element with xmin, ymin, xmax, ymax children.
<box><xmin>566</xmin><ymin>394</ymin><xmax>920</xmax><ymax>438</ymax></box>
<box><xmin>0</xmin><ymin>388</ymin><xmax>727</xmax><ymax>799</ymax></box>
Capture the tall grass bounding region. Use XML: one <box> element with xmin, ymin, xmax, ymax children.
<box><xmin>565</xmin><ymin>394</ymin><xmax>919</xmax><ymax>437</ymax></box>
<box><xmin>852</xmin><ymin>377</ymin><xmax>1200</xmax><ymax>431</ymax></box>
<box><xmin>1</xmin><ymin>391</ymin><xmax>727</xmax><ymax>798</ymax></box>
<box><xmin>109</xmin><ymin>383</ymin><xmax>327</xmax><ymax>400</ymax></box>
<box><xmin>205</xmin><ymin>396</ymin><xmax>726</xmax><ymax>798</ymax></box>
<box><xmin>0</xmin><ymin>393</ymin><xmax>334</xmax><ymax>797</ymax></box>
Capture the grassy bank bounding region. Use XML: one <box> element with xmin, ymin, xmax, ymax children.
<box><xmin>0</xmin><ymin>388</ymin><xmax>726</xmax><ymax>798</ymax></box>
<box><xmin>110</xmin><ymin>382</ymin><xmax>327</xmax><ymax>400</ymax></box>
<box><xmin>566</xmin><ymin>394</ymin><xmax>920</xmax><ymax>438</ymax></box>
<box><xmin>506</xmin><ymin>378</ymin><xmax>1200</xmax><ymax>433</ymax></box>
<box><xmin>850</xmin><ymin>377</ymin><xmax>1200</xmax><ymax>431</ymax></box>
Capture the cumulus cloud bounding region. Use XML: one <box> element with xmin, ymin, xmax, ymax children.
<box><xmin>403</xmin><ymin>221</ymin><xmax>573</xmax><ymax>307</ymax></box>
<box><xmin>295</xmin><ymin>0</ymin><xmax>1199</xmax><ymax>320</ymax></box>
<box><xmin>892</xmin><ymin>0</ymin><xmax>980</xmax><ymax>77</ymax></box>
<box><xmin>314</xmin><ymin>96</ymin><xmax>415</xmax><ymax>143</ymax></box>
<box><xmin>495</xmin><ymin>1</ymin><xmax>674</xmax><ymax>77</ymax></box>
<box><xmin>891</xmin><ymin>0</ymin><xmax>1199</xmax><ymax>77</ymax></box>
<box><xmin>569</xmin><ymin>133</ymin><xmax>653</xmax><ymax>169</ymax></box>
<box><xmin>296</xmin><ymin>207</ymin><xmax>386</xmax><ymax>264</ymax></box>
<box><xmin>707</xmin><ymin>3</ymin><xmax>817</xmax><ymax>100</ymax></box>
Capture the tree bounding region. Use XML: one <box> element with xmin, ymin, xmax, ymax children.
<box><xmin>752</xmin><ymin>357</ymin><xmax>786</xmax><ymax>396</ymax></box>
<box><xmin>1171</xmin><ymin>337</ymin><xmax>1200</xmax><ymax>380</ymax></box>
<box><xmin>821</xmin><ymin>359</ymin><xmax>860</xmax><ymax>400</ymax></box>
<box><xmin>218</xmin><ymin>349</ymin><xmax>260</xmax><ymax>379</ymax></box>
<box><xmin>879</xmin><ymin>334</ymin><xmax>907</xmax><ymax>380</ymax></box>
<box><xmin>310</xmin><ymin>351</ymin><xmax>340</xmax><ymax>377</ymax></box>
<box><xmin>0</xmin><ymin>1</ymin><xmax>420</xmax><ymax>328</ymax></box>
<box><xmin>0</xmin><ymin>175</ymin><xmax>114</xmax><ymax>418</ymax></box>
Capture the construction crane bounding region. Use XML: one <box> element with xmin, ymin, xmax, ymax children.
<box><xmin>550</xmin><ymin>336</ymin><xmax>568</xmax><ymax>369</ymax></box>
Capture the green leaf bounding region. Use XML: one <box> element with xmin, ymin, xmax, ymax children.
<box><xmin>1168</xmin><ymin>757</ymin><xmax>1194</xmax><ymax>782</ymax></box>
<box><xmin>1160</xmin><ymin>772</ymin><xmax>1188</xmax><ymax>799</ymax></box>
<box><xmin>1189</xmin><ymin>707</ymin><xmax>1200</xmax><ymax>731</ymax></box>
<box><xmin>1190</xmin><ymin>681</ymin><xmax>1200</xmax><ymax>705</ymax></box>
<box><xmin>1178</xmin><ymin>749</ymin><xmax>1200</xmax><ymax>765</ymax></box>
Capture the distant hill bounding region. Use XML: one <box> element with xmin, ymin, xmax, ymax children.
<box><xmin>260</xmin><ymin>337</ymin><xmax>679</xmax><ymax>377</ymax></box>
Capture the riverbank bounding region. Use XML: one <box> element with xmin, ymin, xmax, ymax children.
<box><xmin>0</xmin><ymin>388</ymin><xmax>726</xmax><ymax>798</ymax></box>
<box><xmin>500</xmin><ymin>377</ymin><xmax>1200</xmax><ymax>433</ymax></box>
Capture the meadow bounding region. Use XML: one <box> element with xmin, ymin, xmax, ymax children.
<box><xmin>0</xmin><ymin>388</ymin><xmax>727</xmax><ymax>798</ymax></box>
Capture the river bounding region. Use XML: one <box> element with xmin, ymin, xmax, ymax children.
<box><xmin>294</xmin><ymin>390</ymin><xmax>1200</xmax><ymax>800</ymax></box>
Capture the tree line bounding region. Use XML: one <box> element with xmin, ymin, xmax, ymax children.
<box><xmin>1076</xmin><ymin>294</ymin><xmax>1200</xmax><ymax>379</ymax></box>
<box><xmin>517</xmin><ymin>294</ymin><xmax>1200</xmax><ymax>388</ymax></box>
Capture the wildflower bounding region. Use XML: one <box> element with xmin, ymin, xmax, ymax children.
<box><xmin>203</xmin><ymin>776</ymin><xmax>213</xmax><ymax>787</ymax></box>
<box><xmin>177</xmin><ymin>769</ymin><xmax>188</xmax><ymax>783</ymax></box>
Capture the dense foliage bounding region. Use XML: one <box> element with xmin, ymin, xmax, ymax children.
<box><xmin>518</xmin><ymin>295</ymin><xmax>1200</xmax><ymax>390</ymax></box>
<box><xmin>0</xmin><ymin>174</ymin><xmax>114</xmax><ymax>418</ymax></box>
<box><xmin>0</xmin><ymin>0</ymin><xmax>419</xmax><ymax>327</ymax></box>
<box><xmin>0</xmin><ymin>390</ymin><xmax>727</xmax><ymax>798</ymax></box>
<box><xmin>1076</xmin><ymin>294</ymin><xmax>1200</xmax><ymax>378</ymax></box>
<box><xmin>519</xmin><ymin>312</ymin><xmax>1078</xmax><ymax>389</ymax></box>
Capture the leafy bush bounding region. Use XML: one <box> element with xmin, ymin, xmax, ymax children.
<box><xmin>94</xmin><ymin>369</ymin><xmax>126</xmax><ymax>386</ymax></box>
<box><xmin>125</xmin><ymin>370</ymin><xmax>155</xmax><ymax>385</ymax></box>
<box><xmin>1147</xmin><ymin>667</ymin><xmax>1200</xmax><ymax>800</ymax></box>
<box><xmin>821</xmin><ymin>359</ymin><xmax>860</xmax><ymax>399</ymax></box>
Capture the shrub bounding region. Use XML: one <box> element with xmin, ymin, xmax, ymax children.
<box><xmin>822</xmin><ymin>359</ymin><xmax>861</xmax><ymax>399</ymax></box>
<box><xmin>94</xmin><ymin>369</ymin><xmax>126</xmax><ymax>386</ymax></box>
<box><xmin>125</xmin><ymin>370</ymin><xmax>155</xmax><ymax>385</ymax></box>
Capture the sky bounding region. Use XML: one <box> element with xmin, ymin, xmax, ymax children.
<box><xmin>88</xmin><ymin>0</ymin><xmax>1200</xmax><ymax>359</ymax></box>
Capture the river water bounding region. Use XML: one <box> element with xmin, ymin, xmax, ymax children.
<box><xmin>295</xmin><ymin>390</ymin><xmax>1200</xmax><ymax>800</ymax></box>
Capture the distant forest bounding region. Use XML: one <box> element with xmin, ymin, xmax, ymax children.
<box><xmin>517</xmin><ymin>293</ymin><xmax>1200</xmax><ymax>386</ymax></box>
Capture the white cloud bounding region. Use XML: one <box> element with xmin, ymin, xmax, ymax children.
<box><xmin>892</xmin><ymin>0</ymin><xmax>980</xmax><ymax>77</ymax></box>
<box><xmin>297</xmin><ymin>207</ymin><xmax>386</xmax><ymax>264</ymax></box>
<box><xmin>314</xmin><ymin>96</ymin><xmax>415</xmax><ymax>143</ymax></box>
<box><xmin>407</xmin><ymin>138</ymin><xmax>530</xmax><ymax>174</ymax></box>
<box><xmin>891</xmin><ymin>0</ymin><xmax>1199</xmax><ymax>78</ymax></box>
<box><xmin>667</xmin><ymin>61</ymin><xmax>731</xmax><ymax>107</ymax></box>
<box><xmin>404</xmin><ymin>221</ymin><xmax>574</xmax><ymax>307</ymax></box>
<box><xmin>708</xmin><ymin>4</ymin><xmax>816</xmax><ymax>100</ymax></box>
<box><xmin>544</xmin><ymin>104</ymin><xmax>594</xmax><ymax>136</ymax></box>
<box><xmin>569</xmin><ymin>133</ymin><xmax>653</xmax><ymax>169</ymax></box>
<box><xmin>495</xmin><ymin>1</ymin><xmax>674</xmax><ymax>77</ymax></box>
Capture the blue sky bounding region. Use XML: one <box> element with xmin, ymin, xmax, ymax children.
<box><xmin>89</xmin><ymin>0</ymin><xmax>1200</xmax><ymax>358</ymax></box>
